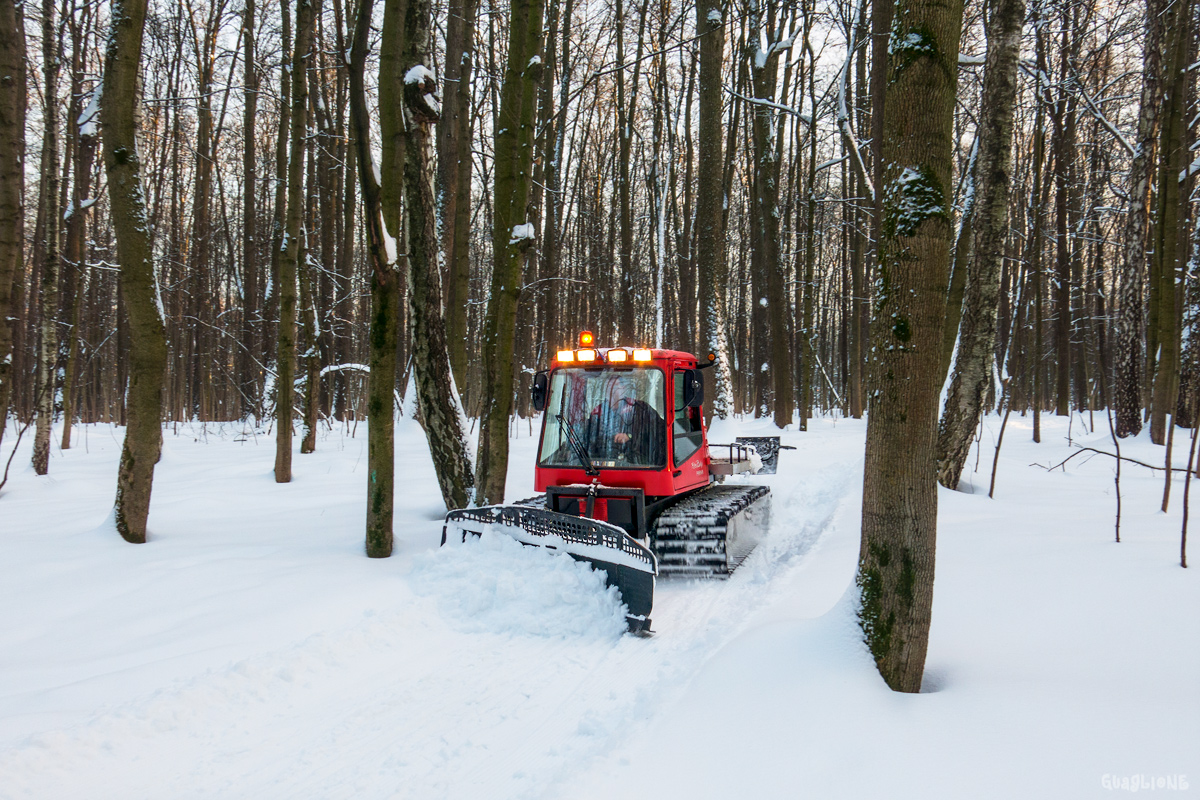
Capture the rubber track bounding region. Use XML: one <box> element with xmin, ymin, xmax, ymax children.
<box><xmin>651</xmin><ymin>484</ymin><xmax>771</xmax><ymax>578</ymax></box>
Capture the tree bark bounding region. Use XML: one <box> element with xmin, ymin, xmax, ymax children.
<box><xmin>33</xmin><ymin>0</ymin><xmax>61</xmax><ymax>476</ymax></box>
<box><xmin>0</xmin><ymin>0</ymin><xmax>25</xmax><ymax>449</ymax></box>
<box><xmin>749</xmin><ymin>7</ymin><xmax>792</xmax><ymax>428</ymax></box>
<box><xmin>1147</xmin><ymin>0</ymin><xmax>1193</xmax><ymax>444</ymax></box>
<box><xmin>275</xmin><ymin>0</ymin><xmax>314</xmax><ymax>483</ymax></box>
<box><xmin>1113</xmin><ymin>0</ymin><xmax>1164</xmax><ymax>437</ymax></box>
<box><xmin>936</xmin><ymin>0</ymin><xmax>1024</xmax><ymax>489</ymax></box>
<box><xmin>60</xmin><ymin>5</ymin><xmax>98</xmax><ymax>451</ymax></box>
<box><xmin>437</xmin><ymin>0</ymin><xmax>478</xmax><ymax>391</ymax></box>
<box><xmin>396</xmin><ymin>0</ymin><xmax>476</xmax><ymax>509</ymax></box>
<box><xmin>474</xmin><ymin>0</ymin><xmax>545</xmax><ymax>505</ymax></box>
<box><xmin>241</xmin><ymin>0</ymin><xmax>261</xmax><ymax>417</ymax></box>
<box><xmin>697</xmin><ymin>0</ymin><xmax>733</xmax><ymax>422</ymax></box>
<box><xmin>103</xmin><ymin>0</ymin><xmax>169</xmax><ymax>543</ymax></box>
<box><xmin>858</xmin><ymin>0</ymin><xmax>963</xmax><ymax>693</ymax></box>
<box><xmin>348</xmin><ymin>0</ymin><xmax>401</xmax><ymax>556</ymax></box>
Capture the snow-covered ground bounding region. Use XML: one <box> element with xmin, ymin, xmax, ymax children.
<box><xmin>0</xmin><ymin>413</ymin><xmax>1195</xmax><ymax>799</ymax></box>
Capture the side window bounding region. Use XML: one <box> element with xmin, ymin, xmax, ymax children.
<box><xmin>673</xmin><ymin>371</ymin><xmax>704</xmax><ymax>467</ymax></box>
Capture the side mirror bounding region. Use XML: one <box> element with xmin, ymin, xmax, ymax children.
<box><xmin>532</xmin><ymin>371</ymin><xmax>549</xmax><ymax>412</ymax></box>
<box><xmin>681</xmin><ymin>369</ymin><xmax>704</xmax><ymax>408</ymax></box>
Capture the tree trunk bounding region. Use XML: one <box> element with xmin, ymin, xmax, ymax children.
<box><xmin>1147</xmin><ymin>0</ymin><xmax>1193</xmax><ymax>444</ymax></box>
<box><xmin>103</xmin><ymin>0</ymin><xmax>169</xmax><ymax>543</ymax></box>
<box><xmin>0</xmin><ymin>0</ymin><xmax>25</xmax><ymax>449</ymax></box>
<box><xmin>936</xmin><ymin>0</ymin><xmax>1024</xmax><ymax>489</ymax></box>
<box><xmin>275</xmin><ymin>0</ymin><xmax>314</xmax><ymax>483</ymax></box>
<box><xmin>1113</xmin><ymin>0</ymin><xmax>1164</xmax><ymax>437</ymax></box>
<box><xmin>32</xmin><ymin>0</ymin><xmax>61</xmax><ymax>476</ymax></box>
<box><xmin>858</xmin><ymin>0</ymin><xmax>963</xmax><ymax>693</ymax></box>
<box><xmin>437</xmin><ymin>0</ymin><xmax>478</xmax><ymax>391</ymax></box>
<box><xmin>474</xmin><ymin>0</ymin><xmax>545</xmax><ymax>505</ymax></box>
<box><xmin>241</xmin><ymin>0</ymin><xmax>261</xmax><ymax>418</ymax></box>
<box><xmin>350</xmin><ymin>0</ymin><xmax>401</xmax><ymax>556</ymax></box>
<box><xmin>395</xmin><ymin>0</ymin><xmax>476</xmax><ymax>509</ymax></box>
<box><xmin>697</xmin><ymin>0</ymin><xmax>732</xmax><ymax>422</ymax></box>
<box><xmin>60</xmin><ymin>6</ymin><xmax>98</xmax><ymax>451</ymax></box>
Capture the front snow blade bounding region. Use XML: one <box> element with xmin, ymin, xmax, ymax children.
<box><xmin>443</xmin><ymin>504</ymin><xmax>657</xmax><ymax>631</ymax></box>
<box><xmin>733</xmin><ymin>436</ymin><xmax>794</xmax><ymax>474</ymax></box>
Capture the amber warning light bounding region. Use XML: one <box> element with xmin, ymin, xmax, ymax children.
<box><xmin>579</xmin><ymin>330</ymin><xmax>595</xmax><ymax>347</ymax></box>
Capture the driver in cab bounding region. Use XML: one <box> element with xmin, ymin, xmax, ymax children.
<box><xmin>590</xmin><ymin>373</ymin><xmax>665</xmax><ymax>467</ymax></box>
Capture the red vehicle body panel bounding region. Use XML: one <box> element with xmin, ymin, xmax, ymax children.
<box><xmin>533</xmin><ymin>348</ymin><xmax>712</xmax><ymax>503</ymax></box>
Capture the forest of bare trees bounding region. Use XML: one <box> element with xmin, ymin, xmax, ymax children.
<box><xmin>0</xmin><ymin>0</ymin><xmax>1196</xmax><ymax>687</ymax></box>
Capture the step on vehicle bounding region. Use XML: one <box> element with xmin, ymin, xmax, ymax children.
<box><xmin>443</xmin><ymin>331</ymin><xmax>790</xmax><ymax>633</ymax></box>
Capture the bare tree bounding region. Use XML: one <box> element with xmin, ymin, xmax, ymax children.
<box><xmin>858</xmin><ymin>0</ymin><xmax>964</xmax><ymax>692</ymax></box>
<box><xmin>32</xmin><ymin>0</ymin><xmax>62</xmax><ymax>476</ymax></box>
<box><xmin>102</xmin><ymin>0</ymin><xmax>170</xmax><ymax>542</ymax></box>
<box><xmin>275</xmin><ymin>0</ymin><xmax>314</xmax><ymax>483</ymax></box>
<box><xmin>0</xmin><ymin>0</ymin><xmax>25</xmax><ymax>449</ymax></box>
<box><xmin>696</xmin><ymin>0</ymin><xmax>733</xmax><ymax>421</ymax></box>
<box><xmin>349</xmin><ymin>0</ymin><xmax>401</xmax><ymax>557</ymax></box>
<box><xmin>475</xmin><ymin>0</ymin><xmax>545</xmax><ymax>505</ymax></box>
<box><xmin>937</xmin><ymin>0</ymin><xmax>1025</xmax><ymax>488</ymax></box>
<box><xmin>398</xmin><ymin>0</ymin><xmax>476</xmax><ymax>508</ymax></box>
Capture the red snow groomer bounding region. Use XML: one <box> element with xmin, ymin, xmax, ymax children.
<box><xmin>443</xmin><ymin>331</ymin><xmax>784</xmax><ymax>633</ymax></box>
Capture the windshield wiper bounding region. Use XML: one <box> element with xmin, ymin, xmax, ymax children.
<box><xmin>557</xmin><ymin>413</ymin><xmax>599</xmax><ymax>475</ymax></box>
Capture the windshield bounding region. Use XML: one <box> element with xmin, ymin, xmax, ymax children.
<box><xmin>539</xmin><ymin>368</ymin><xmax>668</xmax><ymax>469</ymax></box>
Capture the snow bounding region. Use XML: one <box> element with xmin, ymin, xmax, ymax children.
<box><xmin>0</xmin><ymin>415</ymin><xmax>1196</xmax><ymax>798</ymax></box>
<box><xmin>707</xmin><ymin>8</ymin><xmax>722</xmax><ymax>24</ymax></box>
<box><xmin>76</xmin><ymin>88</ymin><xmax>101</xmax><ymax>138</ymax></box>
<box><xmin>509</xmin><ymin>222</ymin><xmax>536</xmax><ymax>245</ymax></box>
<box><xmin>404</xmin><ymin>64</ymin><xmax>436</xmax><ymax>86</ymax></box>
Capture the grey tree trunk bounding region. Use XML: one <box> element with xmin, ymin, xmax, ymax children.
<box><xmin>32</xmin><ymin>0</ymin><xmax>61</xmax><ymax>476</ymax></box>
<box><xmin>1114</xmin><ymin>0</ymin><xmax>1165</xmax><ymax>438</ymax></box>
<box><xmin>102</xmin><ymin>0</ymin><xmax>169</xmax><ymax>543</ymax></box>
<box><xmin>936</xmin><ymin>0</ymin><xmax>1025</xmax><ymax>489</ymax></box>
<box><xmin>0</xmin><ymin>0</ymin><xmax>25</xmax><ymax>449</ymax></box>
<box><xmin>241</xmin><ymin>0</ymin><xmax>261</xmax><ymax>417</ymax></box>
<box><xmin>275</xmin><ymin>0</ymin><xmax>314</xmax><ymax>483</ymax></box>
<box><xmin>475</xmin><ymin>0</ymin><xmax>545</xmax><ymax>505</ymax></box>
<box><xmin>397</xmin><ymin>0</ymin><xmax>476</xmax><ymax>509</ymax></box>
<box><xmin>858</xmin><ymin>0</ymin><xmax>963</xmax><ymax>693</ymax></box>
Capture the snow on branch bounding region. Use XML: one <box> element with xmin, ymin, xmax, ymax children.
<box><xmin>404</xmin><ymin>64</ymin><xmax>436</xmax><ymax>85</ymax></box>
<box><xmin>836</xmin><ymin>0</ymin><xmax>875</xmax><ymax>205</ymax></box>
<box><xmin>1075</xmin><ymin>79</ymin><xmax>1134</xmax><ymax>157</ymax></box>
<box><xmin>320</xmin><ymin>363</ymin><xmax>371</xmax><ymax>377</ymax></box>
<box><xmin>509</xmin><ymin>223</ymin><xmax>536</xmax><ymax>246</ymax></box>
<box><xmin>724</xmin><ymin>87</ymin><xmax>811</xmax><ymax>123</ymax></box>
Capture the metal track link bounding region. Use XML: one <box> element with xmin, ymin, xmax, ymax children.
<box><xmin>651</xmin><ymin>484</ymin><xmax>771</xmax><ymax>578</ymax></box>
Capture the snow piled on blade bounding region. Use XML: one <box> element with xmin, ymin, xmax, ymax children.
<box><xmin>412</xmin><ymin>529</ymin><xmax>628</xmax><ymax>640</ymax></box>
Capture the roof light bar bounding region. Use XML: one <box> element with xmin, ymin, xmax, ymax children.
<box><xmin>557</xmin><ymin>350</ymin><xmax>575</xmax><ymax>362</ymax></box>
<box><xmin>633</xmin><ymin>349</ymin><xmax>653</xmax><ymax>362</ymax></box>
<box><xmin>576</xmin><ymin>348</ymin><xmax>597</xmax><ymax>362</ymax></box>
<box><xmin>607</xmin><ymin>349</ymin><xmax>628</xmax><ymax>362</ymax></box>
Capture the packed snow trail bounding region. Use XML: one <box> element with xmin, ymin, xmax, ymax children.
<box><xmin>5</xmin><ymin>417</ymin><xmax>1192</xmax><ymax>799</ymax></box>
<box><xmin>0</xmin><ymin>419</ymin><xmax>861</xmax><ymax>800</ymax></box>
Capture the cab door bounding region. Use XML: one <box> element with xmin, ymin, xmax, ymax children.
<box><xmin>670</xmin><ymin>367</ymin><xmax>709</xmax><ymax>492</ymax></box>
